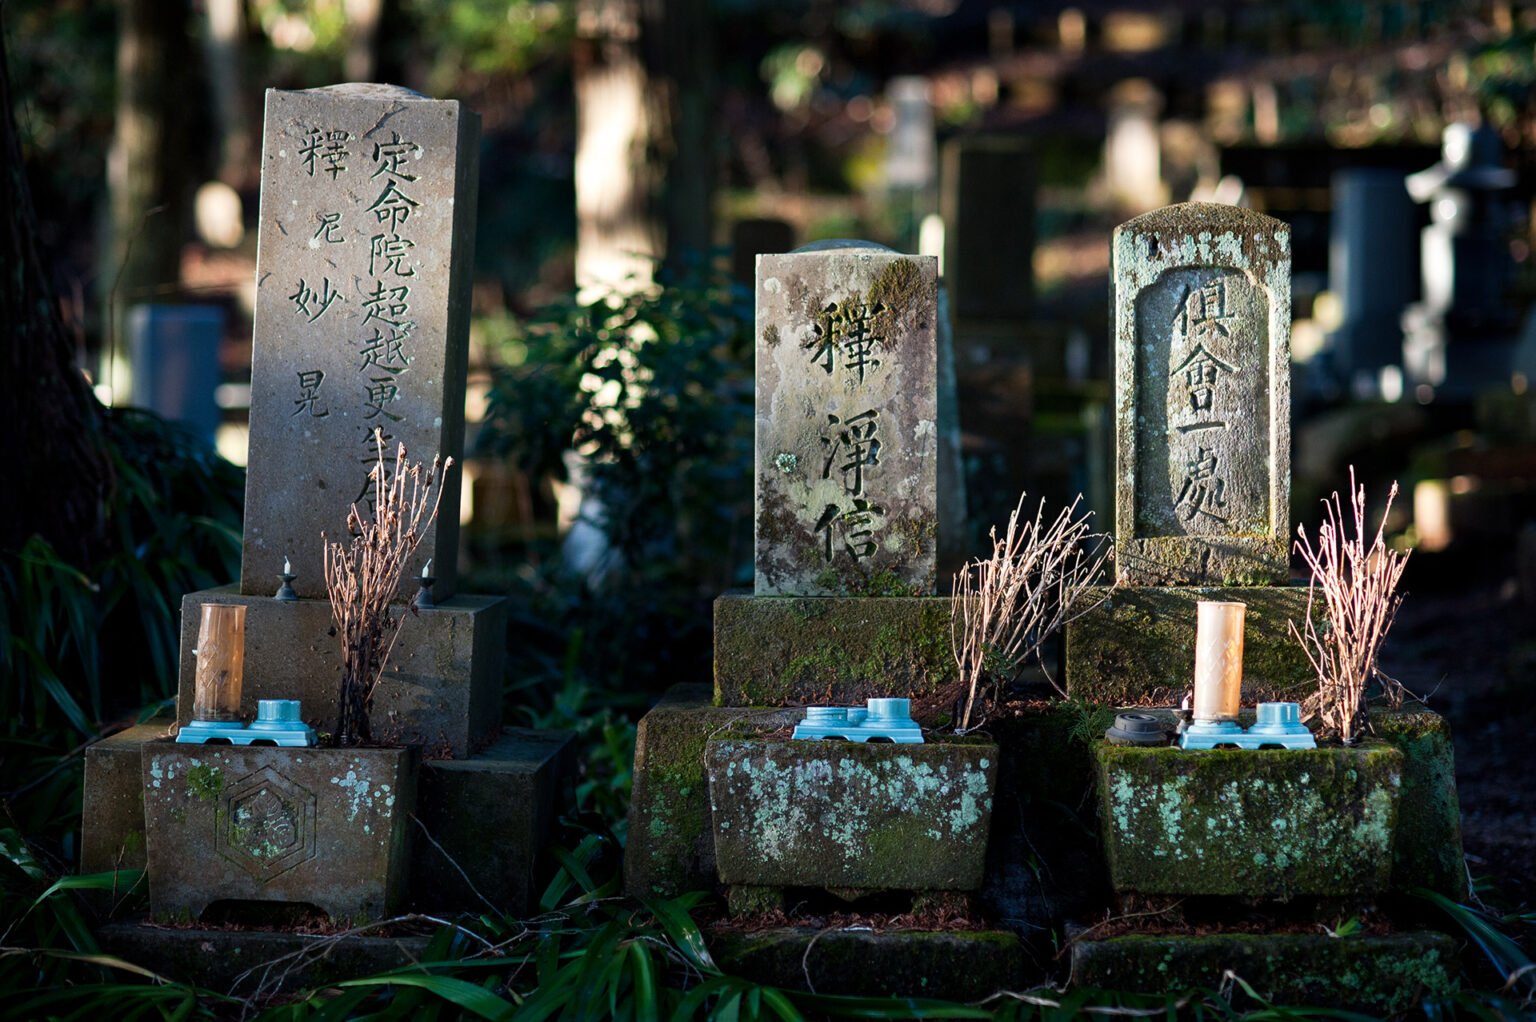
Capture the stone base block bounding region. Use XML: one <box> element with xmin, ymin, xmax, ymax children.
<box><xmin>1375</xmin><ymin>710</ymin><xmax>1467</xmax><ymax>899</ymax></box>
<box><xmin>142</xmin><ymin>741</ymin><xmax>418</xmax><ymax>922</ymax></box>
<box><xmin>1095</xmin><ymin>742</ymin><xmax>1402</xmax><ymax>900</ymax></box>
<box><xmin>176</xmin><ymin>586</ymin><xmax>505</xmax><ymax>758</ymax></box>
<box><xmin>81</xmin><ymin>722</ymin><xmax>171</xmax><ymax>876</ymax></box>
<box><xmin>412</xmin><ymin>727</ymin><xmax>574</xmax><ymax>916</ymax></box>
<box><xmin>709</xmin><ymin>928</ymin><xmax>1026</xmax><ymax>1001</ymax></box>
<box><xmin>624</xmin><ymin>685</ymin><xmax>802</xmax><ymax>898</ymax></box>
<box><xmin>1069</xmin><ymin>931</ymin><xmax>1457</xmax><ymax>1013</ymax></box>
<box><xmin>1065</xmin><ymin>585</ymin><xmax>1318</xmax><ymax>705</ymax></box>
<box><xmin>713</xmin><ymin>592</ymin><xmax>956</xmax><ymax>708</ymax></box>
<box><xmin>707</xmin><ymin>737</ymin><xmax>997</xmax><ymax>890</ymax></box>
<box><xmin>96</xmin><ymin>920</ymin><xmax>429</xmax><ymax>996</ymax></box>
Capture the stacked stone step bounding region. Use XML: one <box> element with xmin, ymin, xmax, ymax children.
<box><xmin>626</xmin><ymin>241</ymin><xmax>1021</xmax><ymax>997</ymax></box>
<box><xmin>80</xmin><ymin>84</ymin><xmax>571</xmax><ymax>924</ymax></box>
<box><xmin>1061</xmin><ymin>203</ymin><xmax>1464</xmax><ymax>1009</ymax></box>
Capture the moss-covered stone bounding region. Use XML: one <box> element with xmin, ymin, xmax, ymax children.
<box><xmin>1094</xmin><ymin>742</ymin><xmax>1403</xmax><ymax>899</ymax></box>
<box><xmin>623</xmin><ymin>686</ymin><xmax>802</xmax><ymax>898</ymax></box>
<box><xmin>1065</xmin><ymin>586</ymin><xmax>1319</xmax><ymax>705</ymax></box>
<box><xmin>1373</xmin><ymin>708</ymin><xmax>1468</xmax><ymax>899</ymax></box>
<box><xmin>1069</xmin><ymin>931</ymin><xmax>1457</xmax><ymax>1013</ymax></box>
<box><xmin>713</xmin><ymin>593</ymin><xmax>957</xmax><ymax>708</ymax></box>
<box><xmin>709</xmin><ymin>927</ymin><xmax>1026</xmax><ymax>1001</ymax></box>
<box><xmin>81</xmin><ymin>722</ymin><xmax>170</xmax><ymax>878</ymax></box>
<box><xmin>707</xmin><ymin>737</ymin><xmax>997</xmax><ymax>890</ymax></box>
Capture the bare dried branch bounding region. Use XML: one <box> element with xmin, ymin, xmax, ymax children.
<box><xmin>950</xmin><ymin>492</ymin><xmax>1111</xmax><ymax>730</ymax></box>
<box><xmin>1289</xmin><ymin>467</ymin><xmax>1411</xmax><ymax>744</ymax></box>
<box><xmin>323</xmin><ymin>431</ymin><xmax>453</xmax><ymax>746</ymax></box>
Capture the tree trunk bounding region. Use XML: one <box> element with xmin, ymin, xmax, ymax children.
<box><xmin>0</xmin><ymin>20</ymin><xmax>111</xmax><ymax>563</ymax></box>
<box><xmin>103</xmin><ymin>0</ymin><xmax>198</xmax><ymax>396</ymax></box>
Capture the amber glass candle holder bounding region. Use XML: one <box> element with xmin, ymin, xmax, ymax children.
<box><xmin>192</xmin><ymin>603</ymin><xmax>246</xmax><ymax>723</ymax></box>
<box><xmin>1192</xmin><ymin>600</ymin><xmax>1246</xmax><ymax>723</ymax></box>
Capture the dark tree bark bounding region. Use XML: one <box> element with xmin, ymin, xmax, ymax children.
<box><xmin>0</xmin><ymin>19</ymin><xmax>112</xmax><ymax>564</ymax></box>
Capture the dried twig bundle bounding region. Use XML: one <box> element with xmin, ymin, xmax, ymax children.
<box><xmin>323</xmin><ymin>432</ymin><xmax>453</xmax><ymax>746</ymax></box>
<box><xmin>950</xmin><ymin>493</ymin><xmax>1111</xmax><ymax>731</ymax></box>
<box><xmin>1289</xmin><ymin>468</ymin><xmax>1410</xmax><ymax>744</ymax></box>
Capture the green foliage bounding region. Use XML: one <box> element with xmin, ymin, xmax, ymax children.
<box><xmin>0</xmin><ymin>409</ymin><xmax>241</xmax><ymax>850</ymax></box>
<box><xmin>479</xmin><ymin>258</ymin><xmax>754</xmax><ymax>709</ymax></box>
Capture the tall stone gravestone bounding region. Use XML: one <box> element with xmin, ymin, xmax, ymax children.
<box><xmin>755</xmin><ymin>242</ymin><xmax>940</xmax><ymax>596</ymax></box>
<box><xmin>1111</xmin><ymin>202</ymin><xmax>1291</xmax><ymax>587</ymax></box>
<box><xmin>243</xmin><ymin>84</ymin><xmax>476</xmax><ymax>601</ymax></box>
<box><xmin>1066</xmin><ymin>202</ymin><xmax>1314</xmax><ymax>705</ymax></box>
<box><xmin>81</xmin><ymin>85</ymin><xmax>572</xmax><ymax>930</ymax></box>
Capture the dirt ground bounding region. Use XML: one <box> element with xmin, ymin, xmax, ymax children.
<box><xmin>1378</xmin><ymin>562</ymin><xmax>1536</xmax><ymax>926</ymax></box>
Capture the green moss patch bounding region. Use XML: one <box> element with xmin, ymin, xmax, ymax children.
<box><xmin>1373</xmin><ymin>708</ymin><xmax>1468</xmax><ymax>898</ymax></box>
<box><xmin>1094</xmin><ymin>742</ymin><xmax>1403</xmax><ymax>899</ymax></box>
<box><xmin>713</xmin><ymin>593</ymin><xmax>958</xmax><ymax>709</ymax></box>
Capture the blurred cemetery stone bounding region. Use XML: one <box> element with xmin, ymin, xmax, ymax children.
<box><xmin>1402</xmin><ymin>123</ymin><xmax>1518</xmax><ymax>400</ymax></box>
<box><xmin>940</xmin><ymin>136</ymin><xmax>1035</xmax><ymax>325</ymax></box>
<box><xmin>1104</xmin><ymin>79</ymin><xmax>1166</xmax><ymax>214</ymax></box>
<box><xmin>81</xmin><ymin>84</ymin><xmax>572</xmax><ymax>944</ymax></box>
<box><xmin>1328</xmin><ymin>169</ymin><xmax>1417</xmax><ymax>396</ymax></box>
<box><xmin>731</xmin><ymin>218</ymin><xmax>795</xmax><ymax>286</ymax></box>
<box><xmin>885</xmin><ymin>76</ymin><xmax>937</xmax><ymax>249</ymax></box>
<box><xmin>128</xmin><ymin>304</ymin><xmax>225</xmax><ymax>445</ymax></box>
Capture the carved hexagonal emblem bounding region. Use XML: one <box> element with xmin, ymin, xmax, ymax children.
<box><xmin>216</xmin><ymin>766</ymin><xmax>318</xmax><ymax>881</ymax></box>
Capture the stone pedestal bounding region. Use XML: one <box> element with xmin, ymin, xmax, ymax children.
<box><xmin>81</xmin><ymin>722</ymin><xmax>170</xmax><ymax>875</ymax></box>
<box><xmin>1064</xmin><ymin>585</ymin><xmax>1318</xmax><ymax>705</ymax></box>
<box><xmin>1094</xmin><ymin>741</ymin><xmax>1402</xmax><ymax>900</ymax></box>
<box><xmin>712</xmin><ymin>593</ymin><xmax>956</xmax><ymax>708</ymax></box>
<box><xmin>1069</xmin><ymin>931</ymin><xmax>1457</xmax><ymax>1013</ymax></box>
<box><xmin>175</xmin><ymin>586</ymin><xmax>504</xmax><ymax>758</ymax></box>
<box><xmin>412</xmin><ymin>727</ymin><xmax>575</xmax><ymax>916</ymax></box>
<box><xmin>706</xmin><ymin>737</ymin><xmax>996</xmax><ymax>892</ymax></box>
<box><xmin>141</xmin><ymin>741</ymin><xmax>419</xmax><ymax>922</ymax></box>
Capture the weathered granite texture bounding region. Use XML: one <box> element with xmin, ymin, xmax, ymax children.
<box><xmin>1069</xmin><ymin>931</ymin><xmax>1457</xmax><ymax>1013</ymax></box>
<box><xmin>242</xmin><ymin>84</ymin><xmax>479</xmax><ymax>600</ymax></box>
<box><xmin>710</xmin><ymin>928</ymin><xmax>1027</xmax><ymax>1001</ymax></box>
<box><xmin>624</xmin><ymin>685</ymin><xmax>800</xmax><ymax>898</ymax></box>
<box><xmin>1063</xmin><ymin>585</ymin><xmax>1318</xmax><ymax>705</ymax></box>
<box><xmin>142</xmin><ymin>741</ymin><xmax>418</xmax><ymax>922</ymax></box>
<box><xmin>755</xmin><ymin>243</ymin><xmax>940</xmax><ymax>596</ymax></box>
<box><xmin>412</xmin><ymin>727</ymin><xmax>575</xmax><ymax>915</ymax></box>
<box><xmin>176</xmin><ymin>586</ymin><xmax>504</xmax><ymax>758</ymax></box>
<box><xmin>1112</xmin><ymin>203</ymin><xmax>1291</xmax><ymax>586</ymax></box>
<box><xmin>81</xmin><ymin>722</ymin><xmax>169</xmax><ymax>876</ymax></box>
<box><xmin>706</xmin><ymin>737</ymin><xmax>997</xmax><ymax>890</ymax></box>
<box><xmin>712</xmin><ymin>592</ymin><xmax>957</xmax><ymax>709</ymax></box>
<box><xmin>1094</xmin><ymin>742</ymin><xmax>1403</xmax><ymax>899</ymax></box>
<box><xmin>96</xmin><ymin>922</ymin><xmax>431</xmax><ymax>996</ymax></box>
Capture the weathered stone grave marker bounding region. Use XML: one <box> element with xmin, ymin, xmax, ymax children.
<box><xmin>242</xmin><ymin>84</ymin><xmax>478</xmax><ymax>601</ymax></box>
<box><xmin>1068</xmin><ymin>202</ymin><xmax>1311</xmax><ymax>704</ymax></box>
<box><xmin>754</xmin><ymin>241</ymin><xmax>939</xmax><ymax>596</ymax></box>
<box><xmin>1111</xmin><ymin>202</ymin><xmax>1291</xmax><ymax>587</ymax></box>
<box><xmin>80</xmin><ymin>84</ymin><xmax>571</xmax><ymax>944</ymax></box>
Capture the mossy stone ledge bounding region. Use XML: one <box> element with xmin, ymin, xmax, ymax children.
<box><xmin>1069</xmin><ymin>931</ymin><xmax>1457</xmax><ymax>1013</ymax></box>
<box><xmin>710</xmin><ymin>927</ymin><xmax>1026</xmax><ymax>1001</ymax></box>
<box><xmin>713</xmin><ymin>592</ymin><xmax>957</xmax><ymax>709</ymax></box>
<box><xmin>1094</xmin><ymin>741</ymin><xmax>1403</xmax><ymax>900</ymax></box>
<box><xmin>707</xmin><ymin>736</ymin><xmax>997</xmax><ymax>890</ymax></box>
<box><xmin>1064</xmin><ymin>585</ymin><xmax>1319</xmax><ymax>705</ymax></box>
<box><xmin>623</xmin><ymin>685</ymin><xmax>802</xmax><ymax>898</ymax></box>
